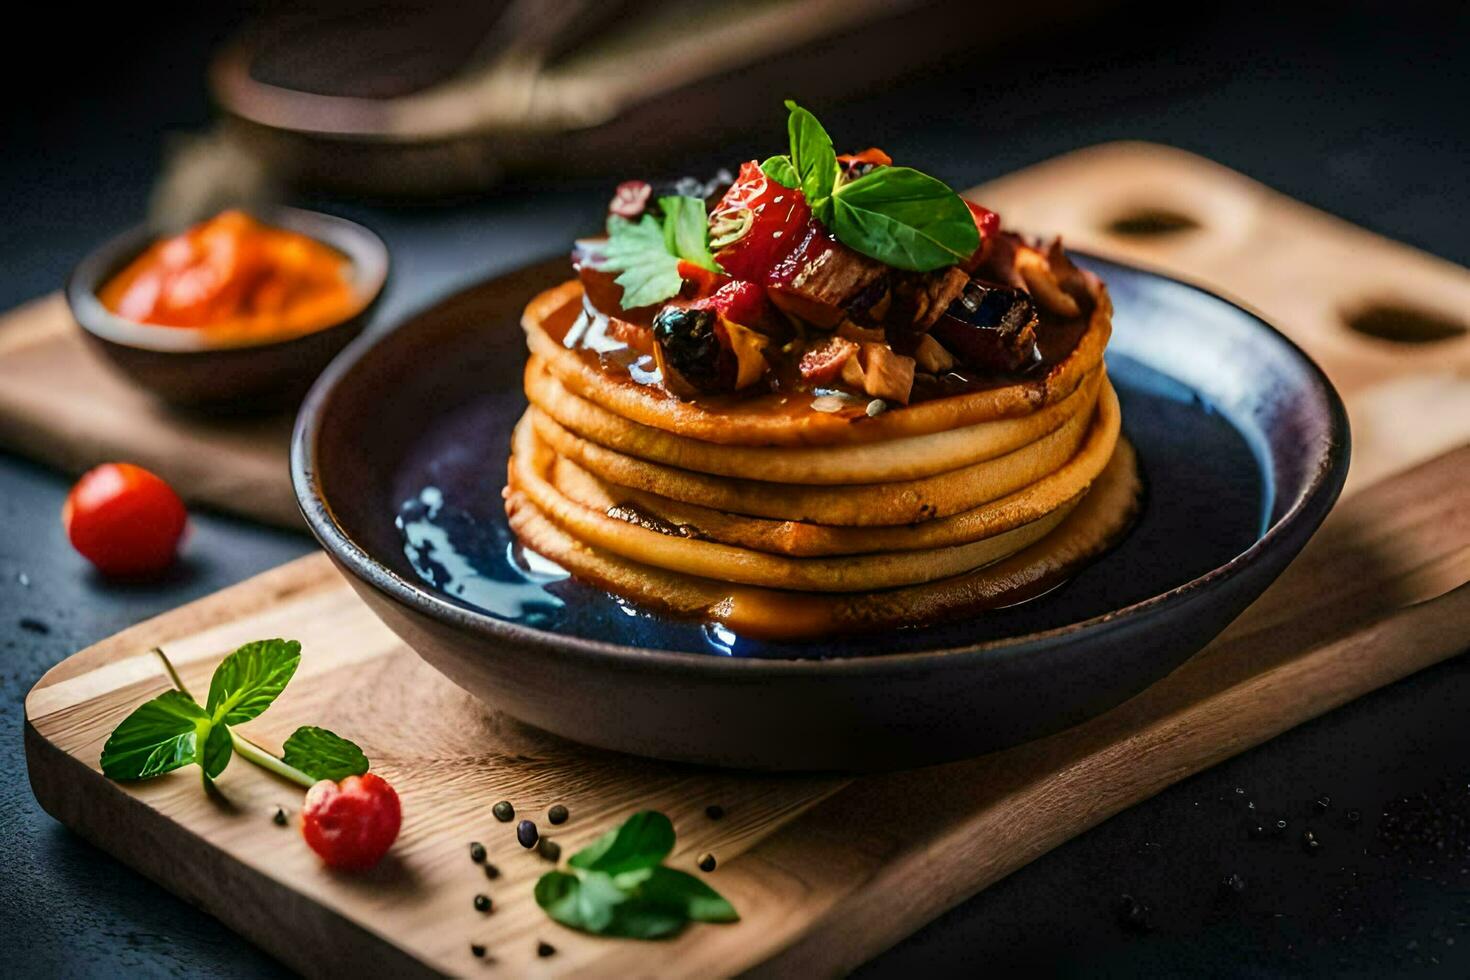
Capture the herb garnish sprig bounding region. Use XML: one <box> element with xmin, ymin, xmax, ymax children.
<box><xmin>534</xmin><ymin>810</ymin><xmax>738</xmax><ymax>939</ymax></box>
<box><xmin>598</xmin><ymin>196</ymin><xmax>721</xmax><ymax>309</ymax></box>
<box><xmin>763</xmin><ymin>100</ymin><xmax>979</xmax><ymax>272</ymax></box>
<box><xmin>100</xmin><ymin>639</ymin><xmax>368</xmax><ymax>788</ymax></box>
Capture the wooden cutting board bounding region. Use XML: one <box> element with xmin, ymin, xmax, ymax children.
<box><xmin>23</xmin><ymin>446</ymin><xmax>1470</xmax><ymax>977</ymax></box>
<box><xmin>1</xmin><ymin>142</ymin><xmax>1465</xmax><ymax>525</ymax></box>
<box><xmin>18</xmin><ymin>144</ymin><xmax>1470</xmax><ymax>975</ymax></box>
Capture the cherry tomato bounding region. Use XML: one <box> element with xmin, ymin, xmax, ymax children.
<box><xmin>301</xmin><ymin>772</ymin><xmax>402</xmax><ymax>870</ymax></box>
<box><xmin>62</xmin><ymin>463</ymin><xmax>187</xmax><ymax>577</ymax></box>
<box><xmin>962</xmin><ymin>201</ymin><xmax>1002</xmax><ymax>271</ymax></box>
<box><xmin>710</xmin><ymin>161</ymin><xmax>811</xmax><ymax>283</ymax></box>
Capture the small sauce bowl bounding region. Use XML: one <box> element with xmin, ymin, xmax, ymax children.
<box><xmin>66</xmin><ymin>206</ymin><xmax>388</xmax><ymax>413</ymax></box>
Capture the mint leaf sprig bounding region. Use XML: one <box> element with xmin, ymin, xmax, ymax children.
<box><xmin>761</xmin><ymin>100</ymin><xmax>979</xmax><ymax>272</ymax></box>
<box><xmin>100</xmin><ymin>640</ymin><xmax>368</xmax><ymax>789</ymax></box>
<box><xmin>535</xmin><ymin>810</ymin><xmax>738</xmax><ymax>939</ymax></box>
<box><xmin>597</xmin><ymin>196</ymin><xmax>721</xmax><ymax>309</ymax></box>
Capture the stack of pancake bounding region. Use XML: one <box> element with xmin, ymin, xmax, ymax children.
<box><xmin>506</xmin><ymin>278</ymin><xmax>1140</xmax><ymax>641</ymax></box>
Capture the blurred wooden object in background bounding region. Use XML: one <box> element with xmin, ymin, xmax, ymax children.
<box><xmin>206</xmin><ymin>0</ymin><xmax>1114</xmax><ymax>196</ymax></box>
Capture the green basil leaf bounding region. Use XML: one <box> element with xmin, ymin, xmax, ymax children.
<box><xmin>760</xmin><ymin>154</ymin><xmax>799</xmax><ymax>189</ymax></box>
<box><xmin>784</xmin><ymin>99</ymin><xmax>836</xmax><ymax>206</ymax></box>
<box><xmin>535</xmin><ymin>869</ymin><xmax>629</xmax><ymax>934</ymax></box>
<box><xmin>830</xmin><ymin>166</ymin><xmax>979</xmax><ymax>272</ymax></box>
<box><xmin>599</xmin><ymin>214</ymin><xmax>684</xmax><ymax>309</ymax></box>
<box><xmin>568</xmin><ymin>810</ymin><xmax>675</xmax><ymax>876</ymax></box>
<box><xmin>639</xmin><ymin>866</ymin><xmax>739</xmax><ymax>923</ymax></box>
<box><xmin>658</xmin><ymin>195</ymin><xmax>719</xmax><ymax>272</ymax></box>
<box><xmin>201</xmin><ymin>720</ymin><xmax>233</xmax><ymax>780</ymax></box>
<box><xmin>281</xmin><ymin>726</ymin><xmax>369</xmax><ymax>781</ymax></box>
<box><xmin>205</xmin><ymin>638</ymin><xmax>301</xmax><ymax>726</ymax></box>
<box><xmin>100</xmin><ymin>690</ymin><xmax>210</xmax><ymax>780</ymax></box>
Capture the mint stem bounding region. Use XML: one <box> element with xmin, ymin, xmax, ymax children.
<box><xmin>150</xmin><ymin>647</ymin><xmax>318</xmax><ymax>791</ymax></box>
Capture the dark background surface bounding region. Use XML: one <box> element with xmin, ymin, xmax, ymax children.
<box><xmin>2</xmin><ymin>1</ymin><xmax>1467</xmax><ymax>975</ymax></box>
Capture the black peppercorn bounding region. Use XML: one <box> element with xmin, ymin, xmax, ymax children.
<box><xmin>272</xmin><ymin>807</ymin><xmax>288</xmax><ymax>827</ymax></box>
<box><xmin>537</xmin><ymin>838</ymin><xmax>562</xmax><ymax>862</ymax></box>
<box><xmin>484</xmin><ymin>863</ymin><xmax>501</xmax><ymax>880</ymax></box>
<box><xmin>1115</xmin><ymin>893</ymin><xmax>1153</xmax><ymax>932</ymax></box>
<box><xmin>469</xmin><ymin>842</ymin><xmax>486</xmax><ymax>863</ymax></box>
<box><xmin>470</xmin><ymin>943</ymin><xmax>486</xmax><ymax>959</ymax></box>
<box><xmin>1347</xmin><ymin>808</ymin><xmax>1362</xmax><ymax>824</ymax></box>
<box><xmin>537</xmin><ymin>941</ymin><xmax>556</xmax><ymax>958</ymax></box>
<box><xmin>517</xmin><ymin>820</ymin><xmax>539</xmax><ymax>848</ymax></box>
<box><xmin>705</xmin><ymin>804</ymin><xmax>726</xmax><ymax>821</ymax></box>
<box><xmin>1314</xmin><ymin>795</ymin><xmax>1332</xmax><ymax>813</ymax></box>
<box><xmin>493</xmin><ymin>801</ymin><xmax>514</xmax><ymax>822</ymax></box>
<box><xmin>474</xmin><ymin>894</ymin><xmax>492</xmax><ymax>913</ymax></box>
<box><xmin>547</xmin><ymin>804</ymin><xmax>569</xmax><ymax>825</ymax></box>
<box><xmin>697</xmin><ymin>852</ymin><xmax>717</xmax><ymax>873</ymax></box>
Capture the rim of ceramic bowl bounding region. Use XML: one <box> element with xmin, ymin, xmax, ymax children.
<box><xmin>291</xmin><ymin>253</ymin><xmax>1350</xmax><ymax>678</ymax></box>
<box><xmin>66</xmin><ymin>205</ymin><xmax>389</xmax><ymax>353</ymax></box>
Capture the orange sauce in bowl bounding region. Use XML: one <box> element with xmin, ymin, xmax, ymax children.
<box><xmin>98</xmin><ymin>210</ymin><xmax>357</xmax><ymax>341</ymax></box>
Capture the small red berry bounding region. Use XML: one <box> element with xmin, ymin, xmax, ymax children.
<box><xmin>300</xmin><ymin>772</ymin><xmax>401</xmax><ymax>870</ymax></box>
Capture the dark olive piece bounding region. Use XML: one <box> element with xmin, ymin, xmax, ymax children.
<box><xmin>931</xmin><ymin>280</ymin><xmax>1040</xmax><ymax>373</ymax></box>
<box><xmin>517</xmin><ymin>820</ymin><xmax>539</xmax><ymax>848</ymax></box>
<box><xmin>469</xmin><ymin>842</ymin><xmax>486</xmax><ymax>863</ymax></box>
<box><xmin>705</xmin><ymin>804</ymin><xmax>726</xmax><ymax>821</ymax></box>
<box><xmin>547</xmin><ymin>804</ymin><xmax>569</xmax><ymax>825</ymax></box>
<box><xmin>474</xmin><ymin>894</ymin><xmax>492</xmax><ymax>913</ymax></box>
<box><xmin>272</xmin><ymin>808</ymin><xmax>288</xmax><ymax>827</ymax></box>
<box><xmin>537</xmin><ymin>838</ymin><xmax>562</xmax><ymax>862</ymax></box>
<box><xmin>653</xmin><ymin>306</ymin><xmax>727</xmax><ymax>394</ymax></box>
<box><xmin>470</xmin><ymin>943</ymin><xmax>487</xmax><ymax>959</ymax></box>
<box><xmin>484</xmin><ymin>863</ymin><xmax>501</xmax><ymax>880</ymax></box>
<box><xmin>697</xmin><ymin>852</ymin><xmax>717</xmax><ymax>873</ymax></box>
<box><xmin>537</xmin><ymin>941</ymin><xmax>557</xmax><ymax>958</ymax></box>
<box><xmin>492</xmin><ymin>801</ymin><xmax>514</xmax><ymax>822</ymax></box>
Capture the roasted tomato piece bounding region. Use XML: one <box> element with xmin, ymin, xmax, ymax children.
<box><xmin>694</xmin><ymin>280</ymin><xmax>769</xmax><ymax>328</ymax></box>
<box><xmin>798</xmin><ymin>336</ymin><xmax>860</xmax><ymax>385</ymax></box>
<box><xmin>837</xmin><ymin>147</ymin><xmax>892</xmax><ymax>180</ymax></box>
<box><xmin>961</xmin><ymin>201</ymin><xmax>1002</xmax><ymax>272</ymax></box>
<box><xmin>930</xmin><ymin>279</ymin><xmax>1041</xmax><ymax>374</ymax></box>
<box><xmin>710</xmin><ymin>161</ymin><xmax>811</xmax><ymax>283</ymax></box>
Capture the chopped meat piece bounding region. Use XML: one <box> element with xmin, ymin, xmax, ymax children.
<box><xmin>844</xmin><ymin>276</ymin><xmax>893</xmax><ymax>324</ymax></box>
<box><xmin>798</xmin><ymin>336</ymin><xmax>860</xmax><ymax>385</ymax></box>
<box><xmin>859</xmin><ymin>342</ymin><xmax>916</xmax><ymax>404</ymax></box>
<box><xmin>889</xmin><ymin>266</ymin><xmax>972</xmax><ymax>331</ymax></box>
<box><xmin>1015</xmin><ymin>247</ymin><xmax>1081</xmax><ymax>318</ymax></box>
<box><xmin>971</xmin><ymin>231</ymin><xmax>1029</xmax><ymax>291</ymax></box>
<box><xmin>1044</xmin><ymin>237</ymin><xmax>1096</xmax><ymax>314</ymax></box>
<box><xmin>767</xmin><ymin>220</ymin><xmax>887</xmax><ymax>328</ymax></box>
<box><xmin>840</xmin><ymin>354</ymin><xmax>866</xmax><ymax>388</ymax></box>
<box><xmin>837</xmin><ymin>320</ymin><xmax>886</xmax><ymax>344</ymax></box>
<box><xmin>912</xmin><ymin>334</ymin><xmax>956</xmax><ymax>373</ymax></box>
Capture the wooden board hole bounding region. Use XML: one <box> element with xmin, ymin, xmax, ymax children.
<box><xmin>1104</xmin><ymin>206</ymin><xmax>1201</xmax><ymax>238</ymax></box>
<box><xmin>1343</xmin><ymin>302</ymin><xmax>1467</xmax><ymax>345</ymax></box>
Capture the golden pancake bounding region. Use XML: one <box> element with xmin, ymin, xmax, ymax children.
<box><xmin>522</xmin><ymin>277</ymin><xmax>1112</xmax><ymax>448</ymax></box>
<box><xmin>526</xmin><ymin>356</ymin><xmax>1105</xmax><ymax>484</ymax></box>
<box><xmin>527</xmin><ymin>383</ymin><xmax>1098</xmax><ymax>526</ymax></box>
<box><xmin>545</xmin><ymin>378</ymin><xmax>1122</xmax><ymax>557</ymax></box>
<box><xmin>503</xmin><ymin>438</ymin><xmax>1142</xmax><ymax>640</ymax></box>
<box><xmin>510</xmin><ymin>419</ymin><xmax>1073</xmax><ymax>591</ymax></box>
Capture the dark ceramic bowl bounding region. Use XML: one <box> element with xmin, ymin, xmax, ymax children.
<box><xmin>292</xmin><ymin>254</ymin><xmax>1349</xmax><ymax>771</ymax></box>
<box><xmin>66</xmin><ymin>206</ymin><xmax>388</xmax><ymax>412</ymax></box>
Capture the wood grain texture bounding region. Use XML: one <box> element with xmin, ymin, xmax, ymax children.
<box><xmin>25</xmin><ymin>445</ymin><xmax>1470</xmax><ymax>977</ymax></box>
<box><xmin>0</xmin><ymin>293</ymin><xmax>297</xmax><ymax>527</ymax></box>
<box><xmin>17</xmin><ymin>146</ymin><xmax>1470</xmax><ymax>975</ymax></box>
